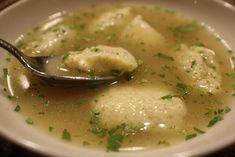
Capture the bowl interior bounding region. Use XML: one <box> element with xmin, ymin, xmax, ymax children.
<box><xmin>0</xmin><ymin>0</ymin><xmax>235</xmax><ymax>157</ymax></box>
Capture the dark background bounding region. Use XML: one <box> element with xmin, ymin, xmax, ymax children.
<box><xmin>1</xmin><ymin>0</ymin><xmax>235</xmax><ymax>156</ymax></box>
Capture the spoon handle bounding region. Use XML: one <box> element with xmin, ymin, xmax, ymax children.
<box><xmin>0</xmin><ymin>38</ymin><xmax>28</xmax><ymax>66</ymax></box>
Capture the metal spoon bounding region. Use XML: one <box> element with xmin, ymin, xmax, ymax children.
<box><xmin>0</xmin><ymin>38</ymin><xmax>117</xmax><ymax>86</ymax></box>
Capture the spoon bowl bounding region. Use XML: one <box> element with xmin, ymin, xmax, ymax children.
<box><xmin>0</xmin><ymin>38</ymin><xmax>117</xmax><ymax>86</ymax></box>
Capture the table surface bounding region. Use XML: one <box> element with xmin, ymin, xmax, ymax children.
<box><xmin>0</xmin><ymin>0</ymin><xmax>235</xmax><ymax>156</ymax></box>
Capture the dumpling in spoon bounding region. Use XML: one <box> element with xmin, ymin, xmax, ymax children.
<box><xmin>63</xmin><ymin>45</ymin><xmax>138</xmax><ymax>76</ymax></box>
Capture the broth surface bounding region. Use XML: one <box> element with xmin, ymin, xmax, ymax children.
<box><xmin>4</xmin><ymin>4</ymin><xmax>235</xmax><ymax>151</ymax></box>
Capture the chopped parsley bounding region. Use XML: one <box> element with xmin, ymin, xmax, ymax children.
<box><xmin>105</xmin><ymin>33</ymin><xmax>117</xmax><ymax>42</ymax></box>
<box><xmin>205</xmin><ymin>106</ymin><xmax>231</xmax><ymax>127</ymax></box>
<box><xmin>7</xmin><ymin>95</ymin><xmax>16</xmax><ymax>101</ymax></box>
<box><xmin>14</xmin><ymin>105</ymin><xmax>21</xmax><ymax>112</ymax></box>
<box><xmin>73</xmin><ymin>44</ymin><xmax>81</xmax><ymax>50</ymax></box>
<box><xmin>107</xmin><ymin>134</ymin><xmax>124</xmax><ymax>152</ymax></box>
<box><xmin>25</xmin><ymin>117</ymin><xmax>34</xmax><ymax>125</ymax></box>
<box><xmin>193</xmin><ymin>128</ymin><xmax>205</xmax><ymax>134</ymax></box>
<box><xmin>161</xmin><ymin>95</ymin><xmax>178</xmax><ymax>100</ymax></box>
<box><xmin>43</xmin><ymin>100</ymin><xmax>49</xmax><ymax>107</ymax></box>
<box><xmin>49</xmin><ymin>126</ymin><xmax>54</xmax><ymax>132</ymax></box>
<box><xmin>88</xmin><ymin>70</ymin><xmax>96</xmax><ymax>79</ymax></box>
<box><xmin>62</xmin><ymin>129</ymin><xmax>71</xmax><ymax>141</ymax></box>
<box><xmin>175</xmin><ymin>22</ymin><xmax>198</xmax><ymax>33</ymax></box>
<box><xmin>6</xmin><ymin>57</ymin><xmax>11</xmax><ymax>62</ymax></box>
<box><xmin>123</xmin><ymin>123</ymin><xmax>144</xmax><ymax>134</ymax></box>
<box><xmin>74</xmin><ymin>97</ymin><xmax>86</xmax><ymax>107</ymax></box>
<box><xmin>89</xmin><ymin>122</ymin><xmax>144</xmax><ymax>151</ymax></box>
<box><xmin>158</xmin><ymin>140</ymin><xmax>170</xmax><ymax>146</ymax></box>
<box><xmin>191</xmin><ymin>60</ymin><xmax>196</xmax><ymax>68</ymax></box>
<box><xmin>62</xmin><ymin>53</ymin><xmax>70</xmax><ymax>62</ymax></box>
<box><xmin>80</xmin><ymin>36</ymin><xmax>93</xmax><ymax>42</ymax></box>
<box><xmin>208</xmin><ymin>116</ymin><xmax>223</xmax><ymax>127</ymax></box>
<box><xmin>79</xmin><ymin>23</ymin><xmax>86</xmax><ymax>30</ymax></box>
<box><xmin>89</xmin><ymin>111</ymin><xmax>102</xmax><ymax>125</ymax></box>
<box><xmin>82</xmin><ymin>141</ymin><xmax>90</xmax><ymax>146</ymax></box>
<box><xmin>228</xmin><ymin>50</ymin><xmax>233</xmax><ymax>54</ymax></box>
<box><xmin>158</xmin><ymin>73</ymin><xmax>166</xmax><ymax>78</ymax></box>
<box><xmin>155</xmin><ymin>53</ymin><xmax>174</xmax><ymax>61</ymax></box>
<box><xmin>176</xmin><ymin>83</ymin><xmax>189</xmax><ymax>96</ymax></box>
<box><xmin>2</xmin><ymin>68</ymin><xmax>8</xmax><ymax>78</ymax></box>
<box><xmin>38</xmin><ymin>112</ymin><xmax>45</xmax><ymax>115</ymax></box>
<box><xmin>89</xmin><ymin>111</ymin><xmax>144</xmax><ymax>152</ymax></box>
<box><xmin>185</xmin><ymin>133</ymin><xmax>197</xmax><ymax>140</ymax></box>
<box><xmin>137</xmin><ymin>59</ymin><xmax>144</xmax><ymax>66</ymax></box>
<box><xmin>89</xmin><ymin>127</ymin><xmax>107</xmax><ymax>137</ymax></box>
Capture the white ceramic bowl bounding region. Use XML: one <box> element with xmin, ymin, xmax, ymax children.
<box><xmin>0</xmin><ymin>0</ymin><xmax>235</xmax><ymax>156</ymax></box>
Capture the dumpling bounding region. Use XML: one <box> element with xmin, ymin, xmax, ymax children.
<box><xmin>24</xmin><ymin>25</ymin><xmax>74</xmax><ymax>55</ymax></box>
<box><xmin>92</xmin><ymin>84</ymin><xmax>187</xmax><ymax>129</ymax></box>
<box><xmin>175</xmin><ymin>44</ymin><xmax>222</xmax><ymax>94</ymax></box>
<box><xmin>120</xmin><ymin>15</ymin><xmax>165</xmax><ymax>48</ymax></box>
<box><xmin>63</xmin><ymin>45</ymin><xmax>138</xmax><ymax>76</ymax></box>
<box><xmin>88</xmin><ymin>7</ymin><xmax>133</xmax><ymax>32</ymax></box>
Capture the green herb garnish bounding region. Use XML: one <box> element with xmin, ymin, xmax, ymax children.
<box><xmin>74</xmin><ymin>97</ymin><xmax>85</xmax><ymax>107</ymax></box>
<box><xmin>158</xmin><ymin>140</ymin><xmax>170</xmax><ymax>146</ymax></box>
<box><xmin>2</xmin><ymin>68</ymin><xmax>8</xmax><ymax>78</ymax></box>
<box><xmin>155</xmin><ymin>53</ymin><xmax>174</xmax><ymax>61</ymax></box>
<box><xmin>88</xmin><ymin>70</ymin><xmax>96</xmax><ymax>79</ymax></box>
<box><xmin>176</xmin><ymin>83</ymin><xmax>189</xmax><ymax>96</ymax></box>
<box><xmin>7</xmin><ymin>95</ymin><xmax>16</xmax><ymax>101</ymax></box>
<box><xmin>89</xmin><ymin>127</ymin><xmax>107</xmax><ymax>137</ymax></box>
<box><xmin>193</xmin><ymin>128</ymin><xmax>205</xmax><ymax>134</ymax></box>
<box><xmin>175</xmin><ymin>22</ymin><xmax>198</xmax><ymax>33</ymax></box>
<box><xmin>62</xmin><ymin>129</ymin><xmax>71</xmax><ymax>141</ymax></box>
<box><xmin>107</xmin><ymin>134</ymin><xmax>124</xmax><ymax>152</ymax></box>
<box><xmin>191</xmin><ymin>60</ymin><xmax>196</xmax><ymax>68</ymax></box>
<box><xmin>137</xmin><ymin>59</ymin><xmax>144</xmax><ymax>66</ymax></box>
<box><xmin>208</xmin><ymin>116</ymin><xmax>223</xmax><ymax>127</ymax></box>
<box><xmin>62</xmin><ymin>53</ymin><xmax>70</xmax><ymax>62</ymax></box>
<box><xmin>161</xmin><ymin>95</ymin><xmax>178</xmax><ymax>100</ymax></box>
<box><xmin>26</xmin><ymin>117</ymin><xmax>34</xmax><ymax>125</ymax></box>
<box><xmin>89</xmin><ymin>111</ymin><xmax>102</xmax><ymax>125</ymax></box>
<box><xmin>43</xmin><ymin>100</ymin><xmax>49</xmax><ymax>107</ymax></box>
<box><xmin>82</xmin><ymin>141</ymin><xmax>90</xmax><ymax>146</ymax></box>
<box><xmin>185</xmin><ymin>133</ymin><xmax>197</xmax><ymax>140</ymax></box>
<box><xmin>14</xmin><ymin>105</ymin><xmax>21</xmax><ymax>112</ymax></box>
<box><xmin>49</xmin><ymin>126</ymin><xmax>54</xmax><ymax>132</ymax></box>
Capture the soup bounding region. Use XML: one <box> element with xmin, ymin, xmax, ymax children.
<box><xmin>3</xmin><ymin>4</ymin><xmax>235</xmax><ymax>151</ymax></box>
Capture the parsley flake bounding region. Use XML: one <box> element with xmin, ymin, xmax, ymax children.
<box><xmin>89</xmin><ymin>111</ymin><xmax>102</xmax><ymax>125</ymax></box>
<box><xmin>161</xmin><ymin>95</ymin><xmax>178</xmax><ymax>100</ymax></box>
<box><xmin>193</xmin><ymin>128</ymin><xmax>205</xmax><ymax>134</ymax></box>
<box><xmin>62</xmin><ymin>129</ymin><xmax>71</xmax><ymax>141</ymax></box>
<box><xmin>208</xmin><ymin>116</ymin><xmax>223</xmax><ymax>127</ymax></box>
<box><xmin>14</xmin><ymin>105</ymin><xmax>21</xmax><ymax>112</ymax></box>
<box><xmin>2</xmin><ymin>68</ymin><xmax>8</xmax><ymax>78</ymax></box>
<box><xmin>62</xmin><ymin>53</ymin><xmax>70</xmax><ymax>62</ymax></box>
<box><xmin>26</xmin><ymin>117</ymin><xmax>34</xmax><ymax>125</ymax></box>
<box><xmin>107</xmin><ymin>134</ymin><xmax>124</xmax><ymax>152</ymax></box>
<box><xmin>155</xmin><ymin>53</ymin><xmax>174</xmax><ymax>61</ymax></box>
<box><xmin>185</xmin><ymin>133</ymin><xmax>197</xmax><ymax>140</ymax></box>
